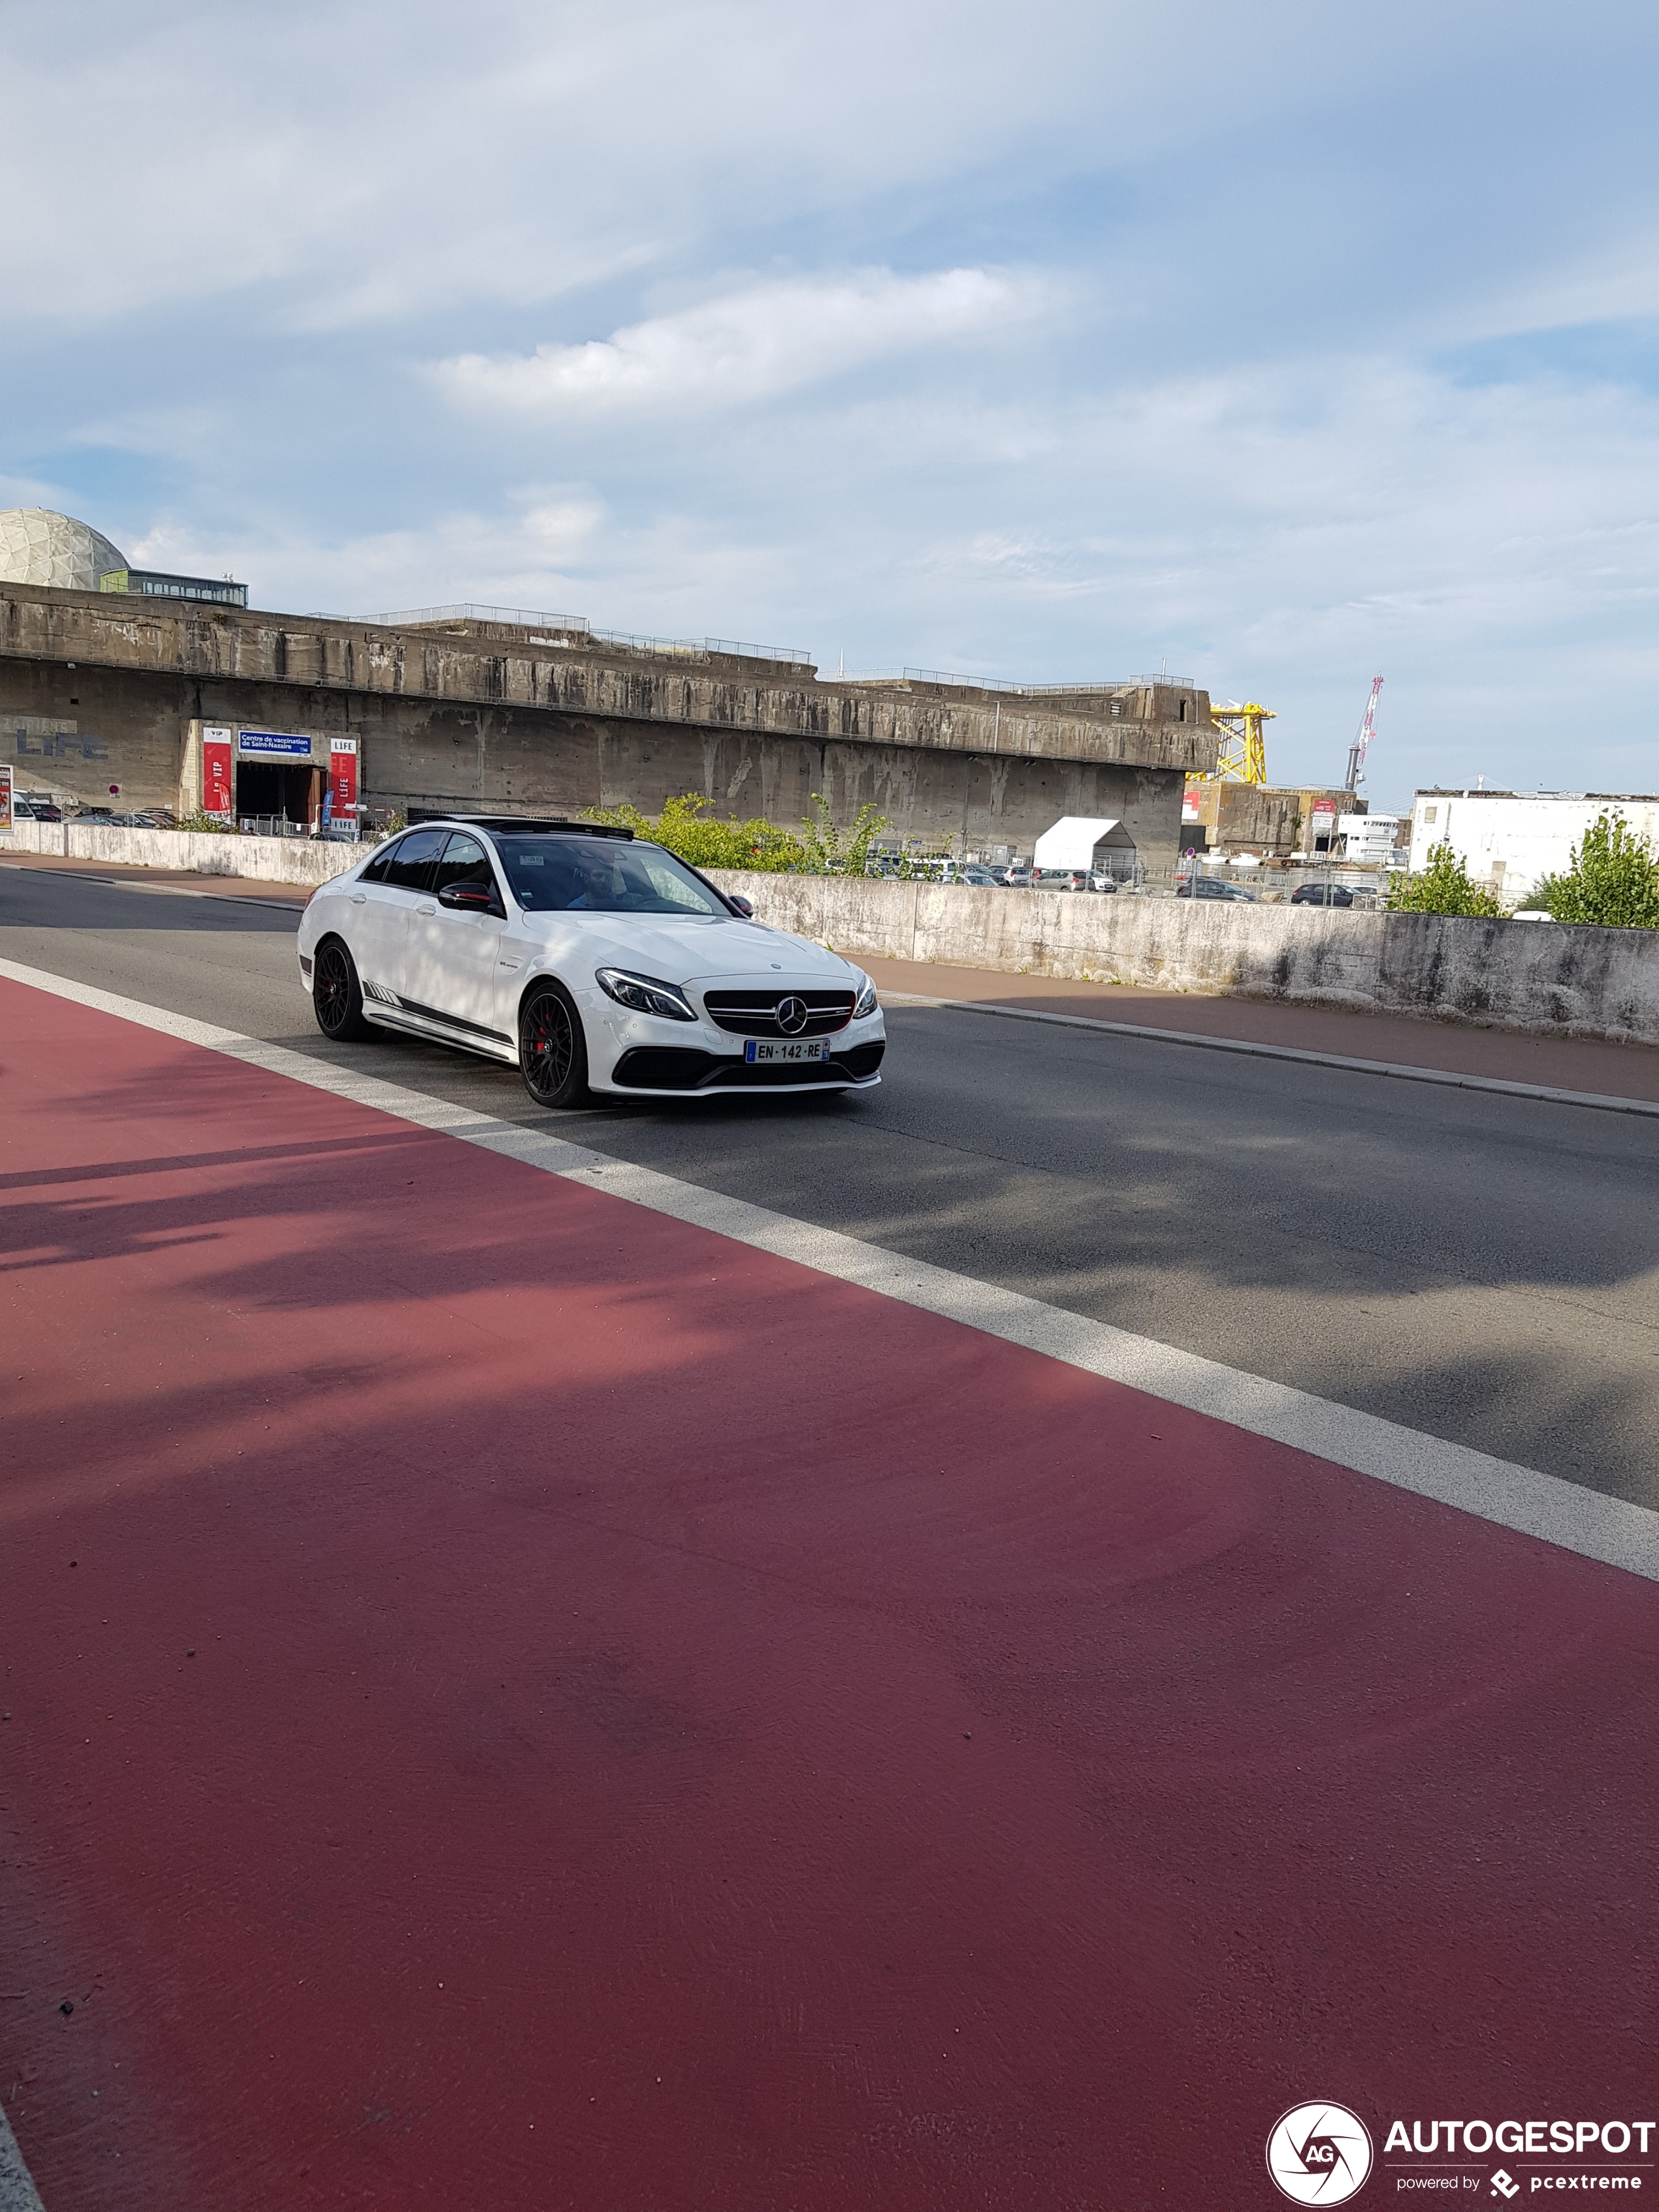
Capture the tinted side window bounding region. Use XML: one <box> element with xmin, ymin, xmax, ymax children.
<box><xmin>432</xmin><ymin>833</ymin><xmax>496</xmax><ymax>895</ymax></box>
<box><xmin>361</xmin><ymin>842</ymin><xmax>395</xmax><ymax>883</ymax></box>
<box><xmin>383</xmin><ymin>827</ymin><xmax>448</xmax><ymax>891</ymax></box>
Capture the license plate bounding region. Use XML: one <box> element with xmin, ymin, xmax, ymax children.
<box><xmin>745</xmin><ymin>1038</ymin><xmax>830</xmax><ymax>1064</ymax></box>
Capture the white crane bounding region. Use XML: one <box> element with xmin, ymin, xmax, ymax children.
<box><xmin>1344</xmin><ymin>677</ymin><xmax>1383</xmax><ymax>793</ymax></box>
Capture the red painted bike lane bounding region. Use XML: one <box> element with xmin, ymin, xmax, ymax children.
<box><xmin>1</xmin><ymin>976</ymin><xmax>1655</xmax><ymax>2210</ymax></box>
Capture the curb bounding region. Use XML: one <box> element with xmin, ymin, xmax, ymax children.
<box><xmin>879</xmin><ymin>992</ymin><xmax>1659</xmax><ymax>1118</ymax></box>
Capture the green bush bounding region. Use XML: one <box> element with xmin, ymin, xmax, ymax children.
<box><xmin>1529</xmin><ymin>812</ymin><xmax>1659</xmax><ymax>929</ymax></box>
<box><xmin>797</xmin><ymin>793</ymin><xmax>891</xmax><ymax>876</ymax></box>
<box><xmin>585</xmin><ymin>791</ymin><xmax>893</xmax><ymax>876</ymax></box>
<box><xmin>585</xmin><ymin>793</ymin><xmax>806</xmax><ymax>871</ymax></box>
<box><xmin>1387</xmin><ymin>839</ymin><xmax>1503</xmax><ymax>918</ymax></box>
<box><xmin>1522</xmin><ymin>871</ymin><xmax>1571</xmax><ymax>916</ymax></box>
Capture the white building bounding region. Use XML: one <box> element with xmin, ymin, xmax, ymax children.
<box><xmin>1340</xmin><ymin>812</ymin><xmax>1402</xmax><ymax>864</ymax></box>
<box><xmin>1408</xmin><ymin>790</ymin><xmax>1659</xmax><ymax>905</ymax></box>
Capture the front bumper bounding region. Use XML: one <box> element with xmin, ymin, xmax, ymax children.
<box><xmin>607</xmin><ymin>1041</ymin><xmax>885</xmax><ymax>1093</ymax></box>
<box><xmin>574</xmin><ymin>978</ymin><xmax>886</xmax><ymax>1097</ymax></box>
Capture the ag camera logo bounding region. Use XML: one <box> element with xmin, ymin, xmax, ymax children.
<box><xmin>1267</xmin><ymin>2102</ymin><xmax>1374</xmax><ymax>2204</ymax></box>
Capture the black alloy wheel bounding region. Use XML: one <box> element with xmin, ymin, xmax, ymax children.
<box><xmin>312</xmin><ymin>937</ymin><xmax>372</xmax><ymax>1042</ymax></box>
<box><xmin>519</xmin><ymin>982</ymin><xmax>589</xmax><ymax>1109</ymax></box>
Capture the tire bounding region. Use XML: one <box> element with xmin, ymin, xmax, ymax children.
<box><xmin>312</xmin><ymin>935</ymin><xmax>373</xmax><ymax>1042</ymax></box>
<box><xmin>518</xmin><ymin>980</ymin><xmax>590</xmax><ymax>1108</ymax></box>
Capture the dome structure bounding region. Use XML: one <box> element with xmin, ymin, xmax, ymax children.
<box><xmin>0</xmin><ymin>507</ymin><xmax>129</xmax><ymax>592</ymax></box>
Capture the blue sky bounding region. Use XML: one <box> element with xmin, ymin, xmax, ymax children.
<box><xmin>5</xmin><ymin>0</ymin><xmax>1658</xmax><ymax>810</ymax></box>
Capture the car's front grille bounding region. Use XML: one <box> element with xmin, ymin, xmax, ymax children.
<box><xmin>701</xmin><ymin>988</ymin><xmax>855</xmax><ymax>1036</ymax></box>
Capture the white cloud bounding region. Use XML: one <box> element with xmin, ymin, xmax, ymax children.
<box><xmin>9</xmin><ymin>0</ymin><xmax>1659</xmax><ymax>809</ymax></box>
<box><xmin>436</xmin><ymin>268</ymin><xmax>1046</xmax><ymax>416</ymax></box>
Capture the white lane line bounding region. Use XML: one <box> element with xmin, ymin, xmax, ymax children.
<box><xmin>880</xmin><ymin>991</ymin><xmax>1659</xmax><ymax>1118</ymax></box>
<box><xmin>5</xmin><ymin>951</ymin><xmax>1658</xmax><ymax>1586</ymax></box>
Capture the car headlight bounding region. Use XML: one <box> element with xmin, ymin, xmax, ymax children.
<box><xmin>594</xmin><ymin>967</ymin><xmax>698</xmax><ymax>1021</ymax></box>
<box><xmin>851</xmin><ymin>970</ymin><xmax>879</xmax><ymax>1019</ymax></box>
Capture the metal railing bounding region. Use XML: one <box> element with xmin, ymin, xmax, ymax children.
<box><xmin>235</xmin><ymin>816</ymin><xmax>361</xmax><ymax>842</ymax></box>
<box><xmin>366</xmin><ymin>605</ymin><xmax>811</xmax><ymax>667</ymax></box>
<box><xmin>373</xmin><ymin>603</ymin><xmax>590</xmax><ymax>633</ymax></box>
<box><xmin>842</xmin><ymin>667</ymin><xmax>1195</xmax><ymax>697</ymax></box>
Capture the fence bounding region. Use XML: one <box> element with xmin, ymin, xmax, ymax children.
<box><xmin>845</xmin><ymin>669</ymin><xmax>1196</xmax><ymax>696</ymax></box>
<box><xmin>235</xmin><ymin>815</ymin><xmax>362</xmax><ymax>842</ymax></box>
<box><xmin>366</xmin><ymin>606</ymin><xmax>811</xmax><ymax>667</ymax></box>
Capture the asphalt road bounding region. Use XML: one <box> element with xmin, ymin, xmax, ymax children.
<box><xmin>5</xmin><ymin>859</ymin><xmax>1656</xmax><ymax>1507</ymax></box>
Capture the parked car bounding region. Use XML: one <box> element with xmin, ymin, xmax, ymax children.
<box><xmin>1086</xmin><ymin>872</ymin><xmax>1122</xmax><ymax>894</ymax></box>
<box><xmin>1177</xmin><ymin>876</ymin><xmax>1260</xmax><ymax>901</ymax></box>
<box><xmin>1290</xmin><ymin>882</ymin><xmax>1354</xmax><ymax>907</ymax></box>
<box><xmin>298</xmin><ymin>815</ymin><xmax>888</xmax><ymax>1108</ymax></box>
<box><xmin>1035</xmin><ymin>869</ymin><xmax>1089</xmax><ymax>892</ymax></box>
<box><xmin>12</xmin><ymin>798</ymin><xmax>62</xmax><ymax>821</ymax></box>
<box><xmin>953</xmin><ymin>865</ymin><xmax>1003</xmax><ymax>888</ymax></box>
<box><xmin>997</xmin><ymin>866</ymin><xmax>1037</xmax><ymax>888</ymax></box>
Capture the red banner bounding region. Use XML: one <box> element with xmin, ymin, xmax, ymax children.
<box><xmin>202</xmin><ymin>728</ymin><xmax>233</xmax><ymax>818</ymax></box>
<box><xmin>329</xmin><ymin>739</ymin><xmax>359</xmax><ymax>829</ymax></box>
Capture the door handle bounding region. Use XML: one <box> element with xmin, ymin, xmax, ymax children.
<box><xmin>417</xmin><ymin>903</ymin><xmax>436</xmax><ymax>915</ymax></box>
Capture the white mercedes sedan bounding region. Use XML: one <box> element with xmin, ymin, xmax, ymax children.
<box><xmin>295</xmin><ymin>814</ymin><xmax>886</xmax><ymax>1108</ymax></box>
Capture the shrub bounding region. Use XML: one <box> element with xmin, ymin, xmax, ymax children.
<box><xmin>797</xmin><ymin>793</ymin><xmax>891</xmax><ymax>876</ymax></box>
<box><xmin>585</xmin><ymin>791</ymin><xmax>893</xmax><ymax>875</ymax></box>
<box><xmin>585</xmin><ymin>793</ymin><xmax>806</xmax><ymax>872</ymax></box>
<box><xmin>1533</xmin><ymin>812</ymin><xmax>1659</xmax><ymax>929</ymax></box>
<box><xmin>1522</xmin><ymin>871</ymin><xmax>1571</xmax><ymax>916</ymax></box>
<box><xmin>1387</xmin><ymin>839</ymin><xmax>1503</xmax><ymax>918</ymax></box>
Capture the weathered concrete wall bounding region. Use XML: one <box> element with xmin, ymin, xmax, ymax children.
<box><xmin>3</xmin><ymin>659</ymin><xmax>1197</xmax><ymax>869</ymax></box>
<box><xmin>0</xmin><ymin>585</ymin><xmax>1215</xmax><ymax>770</ymax></box>
<box><xmin>16</xmin><ymin>821</ymin><xmax>1641</xmax><ymax>1042</ymax></box>
<box><xmin>711</xmin><ymin>871</ymin><xmax>1659</xmax><ymax>1044</ymax></box>
<box><xmin>2</xmin><ymin>581</ymin><xmax>1216</xmax><ymax>865</ymax></box>
<box><xmin>2</xmin><ymin>816</ymin><xmax>359</xmax><ymax>887</ymax></box>
<box><xmin>1182</xmin><ymin>780</ymin><xmax>1357</xmax><ymax>854</ymax></box>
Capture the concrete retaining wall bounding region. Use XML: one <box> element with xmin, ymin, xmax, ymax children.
<box><xmin>5</xmin><ymin>821</ymin><xmax>1654</xmax><ymax>1040</ymax></box>
<box><xmin>1</xmin><ymin>817</ymin><xmax>360</xmax><ymax>888</ymax></box>
<box><xmin>711</xmin><ymin>871</ymin><xmax>1659</xmax><ymax>1044</ymax></box>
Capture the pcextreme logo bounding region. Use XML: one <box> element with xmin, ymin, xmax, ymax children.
<box><xmin>1267</xmin><ymin>2103</ymin><xmax>1375</xmax><ymax>2204</ymax></box>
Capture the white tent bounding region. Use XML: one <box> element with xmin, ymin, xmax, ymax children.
<box><xmin>1031</xmin><ymin>816</ymin><xmax>1135</xmax><ymax>869</ymax></box>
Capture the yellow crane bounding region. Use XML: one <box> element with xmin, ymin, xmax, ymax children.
<box><xmin>1204</xmin><ymin>700</ymin><xmax>1274</xmax><ymax>784</ymax></box>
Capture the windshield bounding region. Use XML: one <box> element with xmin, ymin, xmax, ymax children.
<box><xmin>493</xmin><ymin>836</ymin><xmax>729</xmax><ymax>916</ymax></box>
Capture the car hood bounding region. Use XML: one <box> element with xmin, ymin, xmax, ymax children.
<box><xmin>520</xmin><ymin>910</ymin><xmax>859</xmax><ymax>984</ymax></box>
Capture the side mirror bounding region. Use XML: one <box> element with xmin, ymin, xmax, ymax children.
<box><xmin>727</xmin><ymin>894</ymin><xmax>755</xmax><ymax>918</ymax></box>
<box><xmin>438</xmin><ymin>882</ymin><xmax>496</xmax><ymax>912</ymax></box>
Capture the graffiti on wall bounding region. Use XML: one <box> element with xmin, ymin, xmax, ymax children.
<box><xmin>12</xmin><ymin>717</ymin><xmax>109</xmax><ymax>760</ymax></box>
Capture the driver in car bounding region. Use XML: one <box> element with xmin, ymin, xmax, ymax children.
<box><xmin>564</xmin><ymin>846</ymin><xmax>626</xmax><ymax>908</ymax></box>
